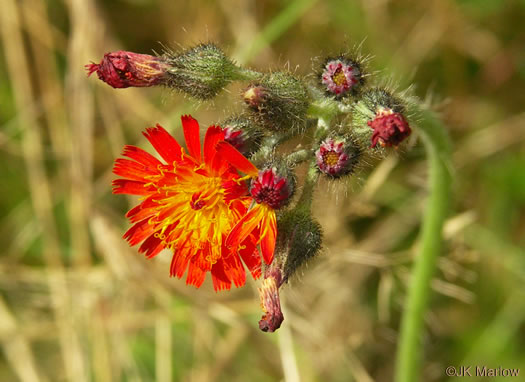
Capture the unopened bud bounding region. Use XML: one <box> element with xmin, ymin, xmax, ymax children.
<box><xmin>243</xmin><ymin>72</ymin><xmax>310</xmax><ymax>132</ymax></box>
<box><xmin>251</xmin><ymin>162</ymin><xmax>296</xmax><ymax>209</ymax></box>
<box><xmin>368</xmin><ymin>109</ymin><xmax>411</xmax><ymax>148</ymax></box>
<box><xmin>165</xmin><ymin>43</ymin><xmax>239</xmax><ymax>99</ymax></box>
<box><xmin>315</xmin><ymin>135</ymin><xmax>361</xmax><ymax>178</ymax></box>
<box><xmin>276</xmin><ymin>208</ymin><xmax>322</xmax><ymax>283</ymax></box>
<box><xmin>351</xmin><ymin>88</ymin><xmax>412</xmax><ymax>149</ymax></box>
<box><xmin>320</xmin><ymin>56</ymin><xmax>365</xmax><ymax>98</ymax></box>
<box><xmin>221</xmin><ymin>115</ymin><xmax>264</xmax><ymax>156</ymax></box>
<box><xmin>86</xmin><ymin>51</ymin><xmax>169</xmax><ymax>88</ymax></box>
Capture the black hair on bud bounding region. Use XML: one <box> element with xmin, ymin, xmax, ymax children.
<box><xmin>243</xmin><ymin>71</ymin><xmax>310</xmax><ymax>132</ymax></box>
<box><xmin>276</xmin><ymin>208</ymin><xmax>323</xmax><ymax>283</ymax></box>
<box><xmin>164</xmin><ymin>43</ymin><xmax>239</xmax><ymax>99</ymax></box>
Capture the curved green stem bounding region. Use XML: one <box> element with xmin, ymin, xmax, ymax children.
<box><xmin>395</xmin><ymin>107</ymin><xmax>452</xmax><ymax>382</ymax></box>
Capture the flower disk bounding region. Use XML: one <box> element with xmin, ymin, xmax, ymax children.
<box><xmin>316</xmin><ymin>138</ymin><xmax>350</xmax><ymax>177</ymax></box>
<box><xmin>113</xmin><ymin>115</ymin><xmax>269</xmax><ymax>291</ymax></box>
<box><xmin>321</xmin><ymin>58</ymin><xmax>361</xmax><ymax>97</ymax></box>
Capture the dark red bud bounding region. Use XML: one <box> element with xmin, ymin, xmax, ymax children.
<box><xmin>86</xmin><ymin>51</ymin><xmax>169</xmax><ymax>88</ymax></box>
<box><xmin>250</xmin><ymin>168</ymin><xmax>294</xmax><ymax>209</ymax></box>
<box><xmin>368</xmin><ymin>110</ymin><xmax>411</xmax><ymax>148</ymax></box>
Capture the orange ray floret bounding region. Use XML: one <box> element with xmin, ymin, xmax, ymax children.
<box><xmin>113</xmin><ymin>115</ymin><xmax>271</xmax><ymax>291</ymax></box>
<box><xmin>217</xmin><ymin>143</ymin><xmax>293</xmax><ymax>265</ymax></box>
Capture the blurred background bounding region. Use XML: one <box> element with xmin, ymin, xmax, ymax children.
<box><xmin>1</xmin><ymin>0</ymin><xmax>525</xmax><ymax>381</ymax></box>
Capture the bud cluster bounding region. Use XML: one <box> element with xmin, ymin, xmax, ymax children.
<box><xmin>89</xmin><ymin>41</ymin><xmax>417</xmax><ymax>333</ymax></box>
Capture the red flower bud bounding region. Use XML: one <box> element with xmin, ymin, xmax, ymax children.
<box><xmin>321</xmin><ymin>58</ymin><xmax>363</xmax><ymax>97</ymax></box>
<box><xmin>86</xmin><ymin>51</ymin><xmax>169</xmax><ymax>88</ymax></box>
<box><xmin>368</xmin><ymin>109</ymin><xmax>411</xmax><ymax>148</ymax></box>
<box><xmin>315</xmin><ymin>136</ymin><xmax>360</xmax><ymax>178</ymax></box>
<box><xmin>251</xmin><ymin>167</ymin><xmax>294</xmax><ymax>209</ymax></box>
<box><xmin>221</xmin><ymin>115</ymin><xmax>264</xmax><ymax>157</ymax></box>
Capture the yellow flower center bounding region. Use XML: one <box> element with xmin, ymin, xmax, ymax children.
<box><xmin>145</xmin><ymin>165</ymin><xmax>243</xmax><ymax>265</ymax></box>
<box><xmin>332</xmin><ymin>68</ymin><xmax>347</xmax><ymax>86</ymax></box>
<box><xmin>323</xmin><ymin>151</ymin><xmax>340</xmax><ymax>167</ymax></box>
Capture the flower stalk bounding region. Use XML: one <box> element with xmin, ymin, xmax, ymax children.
<box><xmin>394</xmin><ymin>106</ymin><xmax>452</xmax><ymax>382</ymax></box>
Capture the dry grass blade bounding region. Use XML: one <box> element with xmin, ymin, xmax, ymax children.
<box><xmin>0</xmin><ymin>297</ymin><xmax>42</xmax><ymax>382</ymax></box>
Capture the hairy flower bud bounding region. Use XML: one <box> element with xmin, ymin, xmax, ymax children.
<box><xmin>351</xmin><ymin>88</ymin><xmax>412</xmax><ymax>149</ymax></box>
<box><xmin>368</xmin><ymin>110</ymin><xmax>411</xmax><ymax>148</ymax></box>
<box><xmin>258</xmin><ymin>267</ymin><xmax>284</xmax><ymax>332</ymax></box>
<box><xmin>315</xmin><ymin>135</ymin><xmax>361</xmax><ymax>178</ymax></box>
<box><xmin>276</xmin><ymin>208</ymin><xmax>322</xmax><ymax>283</ymax></box>
<box><xmin>220</xmin><ymin>115</ymin><xmax>264</xmax><ymax>157</ymax></box>
<box><xmin>251</xmin><ymin>162</ymin><xmax>296</xmax><ymax>210</ymax></box>
<box><xmin>165</xmin><ymin>43</ymin><xmax>239</xmax><ymax>99</ymax></box>
<box><xmin>86</xmin><ymin>51</ymin><xmax>170</xmax><ymax>88</ymax></box>
<box><xmin>320</xmin><ymin>56</ymin><xmax>365</xmax><ymax>98</ymax></box>
<box><xmin>243</xmin><ymin>72</ymin><xmax>310</xmax><ymax>132</ymax></box>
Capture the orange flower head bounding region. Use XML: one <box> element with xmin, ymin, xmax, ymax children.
<box><xmin>113</xmin><ymin>115</ymin><xmax>270</xmax><ymax>291</ymax></box>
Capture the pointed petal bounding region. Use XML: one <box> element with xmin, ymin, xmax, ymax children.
<box><xmin>211</xmin><ymin>258</ymin><xmax>232</xmax><ymax>292</ymax></box>
<box><xmin>210</xmin><ymin>147</ymin><xmax>231</xmax><ymax>176</ymax></box>
<box><xmin>216</xmin><ymin>141</ymin><xmax>258</xmax><ymax>176</ymax></box>
<box><xmin>170</xmin><ymin>251</ymin><xmax>189</xmax><ymax>278</ymax></box>
<box><xmin>260</xmin><ymin>208</ymin><xmax>277</xmax><ymax>265</ymax></box>
<box><xmin>239</xmin><ymin>235</ymin><xmax>262</xmax><ymax>279</ymax></box>
<box><xmin>113</xmin><ymin>158</ymin><xmax>154</xmax><ymax>181</ymax></box>
<box><xmin>143</xmin><ymin>124</ymin><xmax>183</xmax><ymax>163</ymax></box>
<box><xmin>186</xmin><ymin>262</ymin><xmax>206</xmax><ymax>288</ymax></box>
<box><xmin>122</xmin><ymin>145</ymin><xmax>161</xmax><ymax>168</ymax></box>
<box><xmin>181</xmin><ymin>115</ymin><xmax>202</xmax><ymax>162</ymax></box>
<box><xmin>126</xmin><ymin>196</ymin><xmax>158</xmax><ymax>223</ymax></box>
<box><xmin>222</xmin><ymin>254</ymin><xmax>247</xmax><ymax>288</ymax></box>
<box><xmin>138</xmin><ymin>235</ymin><xmax>165</xmax><ymax>258</ymax></box>
<box><xmin>203</xmin><ymin>125</ymin><xmax>225</xmax><ymax>169</ymax></box>
<box><xmin>112</xmin><ymin>179</ymin><xmax>148</xmax><ymax>195</ymax></box>
<box><xmin>123</xmin><ymin>218</ymin><xmax>155</xmax><ymax>246</ymax></box>
<box><xmin>226</xmin><ymin>205</ymin><xmax>264</xmax><ymax>249</ymax></box>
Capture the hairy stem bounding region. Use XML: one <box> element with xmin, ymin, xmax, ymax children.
<box><xmin>395</xmin><ymin>106</ymin><xmax>452</xmax><ymax>382</ymax></box>
<box><xmin>286</xmin><ymin>149</ymin><xmax>311</xmax><ymax>166</ymax></box>
<box><xmin>233</xmin><ymin>66</ymin><xmax>263</xmax><ymax>81</ymax></box>
<box><xmin>296</xmin><ymin>163</ymin><xmax>319</xmax><ymax>213</ymax></box>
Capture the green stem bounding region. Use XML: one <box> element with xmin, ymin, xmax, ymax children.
<box><xmin>232</xmin><ymin>66</ymin><xmax>263</xmax><ymax>81</ymax></box>
<box><xmin>250</xmin><ymin>133</ymin><xmax>288</xmax><ymax>165</ymax></box>
<box><xmin>394</xmin><ymin>107</ymin><xmax>452</xmax><ymax>382</ymax></box>
<box><xmin>296</xmin><ymin>163</ymin><xmax>319</xmax><ymax>212</ymax></box>
<box><xmin>286</xmin><ymin>149</ymin><xmax>311</xmax><ymax>166</ymax></box>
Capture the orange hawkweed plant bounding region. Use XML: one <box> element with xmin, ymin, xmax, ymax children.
<box><xmin>113</xmin><ymin>115</ymin><xmax>270</xmax><ymax>291</ymax></box>
<box><xmin>90</xmin><ymin>42</ymin><xmax>422</xmax><ymax>333</ymax></box>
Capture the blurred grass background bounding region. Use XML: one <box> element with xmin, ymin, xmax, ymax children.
<box><xmin>1</xmin><ymin>0</ymin><xmax>525</xmax><ymax>381</ymax></box>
